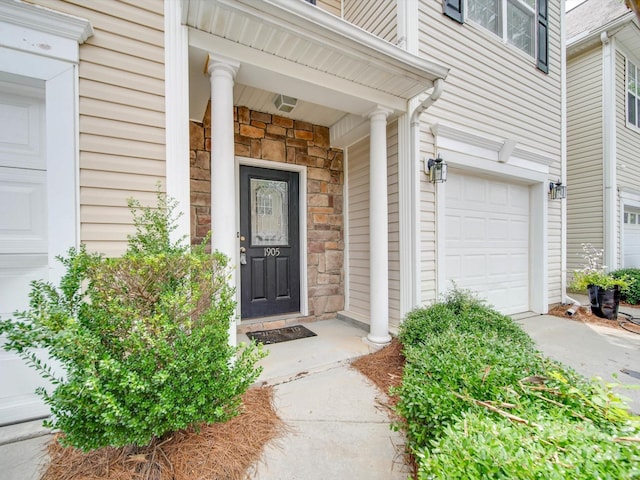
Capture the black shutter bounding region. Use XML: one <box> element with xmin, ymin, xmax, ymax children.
<box><xmin>443</xmin><ymin>0</ymin><xmax>464</xmax><ymax>24</ymax></box>
<box><xmin>537</xmin><ymin>0</ymin><xmax>549</xmax><ymax>73</ymax></box>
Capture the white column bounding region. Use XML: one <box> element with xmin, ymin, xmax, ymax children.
<box><xmin>368</xmin><ymin>107</ymin><xmax>393</xmax><ymax>345</ymax></box>
<box><xmin>164</xmin><ymin>0</ymin><xmax>190</xmax><ymax>246</ymax></box>
<box><xmin>208</xmin><ymin>54</ymin><xmax>240</xmax><ymax>346</ymax></box>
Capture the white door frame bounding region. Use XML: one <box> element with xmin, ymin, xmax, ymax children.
<box><xmin>235</xmin><ymin>157</ymin><xmax>309</xmax><ymax>321</ymax></box>
<box><xmin>0</xmin><ymin>1</ymin><xmax>90</xmax><ymax>425</ymax></box>
<box><xmin>0</xmin><ymin>2</ymin><xmax>92</xmax><ymax>279</ymax></box>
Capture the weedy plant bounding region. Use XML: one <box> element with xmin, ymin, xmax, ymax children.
<box><xmin>570</xmin><ymin>243</ymin><xmax>632</xmax><ymax>291</ymax></box>
<box><xmin>395</xmin><ymin>287</ymin><xmax>640</xmax><ymax>479</ymax></box>
<box><xmin>0</xmin><ymin>193</ymin><xmax>265</xmax><ymax>451</ymax></box>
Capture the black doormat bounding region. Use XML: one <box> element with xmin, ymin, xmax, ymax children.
<box><xmin>246</xmin><ymin>325</ymin><xmax>317</xmax><ymax>345</ymax></box>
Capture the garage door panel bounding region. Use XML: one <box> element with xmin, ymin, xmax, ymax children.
<box><xmin>445</xmin><ymin>173</ymin><xmax>530</xmax><ymax>314</ymax></box>
<box><xmin>463</xmin><ymin>217</ymin><xmax>486</xmax><ymax>240</ymax></box>
<box><xmin>489</xmin><ymin>183</ymin><xmax>508</xmax><ymax>205</ymax></box>
<box><xmin>0</xmin><ymin>77</ymin><xmax>50</xmax><ymax>425</ymax></box>
<box><xmin>624</xmin><ymin>208</ymin><xmax>640</xmax><ymax>268</ymax></box>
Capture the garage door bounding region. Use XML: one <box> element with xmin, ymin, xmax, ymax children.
<box><xmin>624</xmin><ymin>208</ymin><xmax>640</xmax><ymax>268</ymax></box>
<box><xmin>0</xmin><ymin>76</ymin><xmax>51</xmax><ymax>425</ymax></box>
<box><xmin>445</xmin><ymin>173</ymin><xmax>530</xmax><ymax>314</ymax></box>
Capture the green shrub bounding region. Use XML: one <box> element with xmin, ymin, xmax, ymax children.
<box><xmin>416</xmin><ymin>413</ymin><xmax>640</xmax><ymax>479</ymax></box>
<box><xmin>395</xmin><ymin>288</ymin><xmax>640</xmax><ymax>478</ymax></box>
<box><xmin>0</xmin><ymin>194</ymin><xmax>265</xmax><ymax>451</ymax></box>
<box><xmin>612</xmin><ymin>268</ymin><xmax>640</xmax><ymax>304</ymax></box>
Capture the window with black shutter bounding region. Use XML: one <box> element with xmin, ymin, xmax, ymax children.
<box><xmin>443</xmin><ymin>0</ymin><xmax>464</xmax><ymax>23</ymax></box>
<box><xmin>536</xmin><ymin>0</ymin><xmax>549</xmax><ymax>73</ymax></box>
<box><xmin>443</xmin><ymin>0</ymin><xmax>550</xmax><ymax>73</ymax></box>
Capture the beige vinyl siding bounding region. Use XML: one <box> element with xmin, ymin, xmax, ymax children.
<box><xmin>346</xmin><ymin>137</ymin><xmax>371</xmax><ymax>321</ymax></box>
<box><xmin>316</xmin><ymin>0</ymin><xmax>341</xmax><ymax>17</ymax></box>
<box><xmin>31</xmin><ymin>0</ymin><xmax>166</xmax><ymax>257</ymax></box>
<box><xmin>617</xmin><ymin>51</ymin><xmax>640</xmax><ymax>192</ymax></box>
<box><xmin>616</xmin><ymin>50</ymin><xmax>640</xmax><ymax>268</ymax></box>
<box><xmin>566</xmin><ymin>47</ymin><xmax>604</xmax><ymax>276</ymax></box>
<box><xmin>418</xmin><ymin>1</ymin><xmax>562</xmax><ymax>306</ymax></box>
<box><xmin>419</xmin><ymin>2</ymin><xmax>562</xmax><ymax>160</ymax></box>
<box><xmin>345</xmin><ymin>124</ymin><xmax>400</xmax><ymax>324</ymax></box>
<box><xmin>387</xmin><ymin>120</ymin><xmax>401</xmax><ymax>326</ymax></box>
<box><xmin>419</xmin><ymin>131</ymin><xmax>437</xmax><ymax>305</ymax></box>
<box><xmin>343</xmin><ymin>0</ymin><xmax>397</xmax><ymax>43</ymax></box>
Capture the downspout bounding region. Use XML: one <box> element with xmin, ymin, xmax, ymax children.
<box><xmin>409</xmin><ymin>78</ymin><xmax>445</xmax><ymax>307</ymax></box>
<box><xmin>561</xmin><ymin>0</ymin><xmax>578</xmax><ymax>312</ymax></box>
<box><xmin>601</xmin><ymin>31</ymin><xmax>617</xmax><ymax>272</ymax></box>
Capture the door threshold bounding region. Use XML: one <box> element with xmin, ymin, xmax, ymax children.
<box><xmin>238</xmin><ymin>312</ymin><xmax>314</xmax><ymax>334</ymax></box>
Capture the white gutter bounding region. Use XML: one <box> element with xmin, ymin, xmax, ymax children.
<box><xmin>409</xmin><ymin>79</ymin><xmax>446</xmax><ymax>307</ymax></box>
<box><xmin>567</xmin><ymin>11</ymin><xmax>635</xmax><ymax>52</ymax></box>
<box><xmin>410</xmin><ymin>79</ymin><xmax>446</xmax><ymax>127</ymax></box>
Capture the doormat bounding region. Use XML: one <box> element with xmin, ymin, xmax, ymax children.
<box><xmin>246</xmin><ymin>325</ymin><xmax>317</xmax><ymax>345</ymax></box>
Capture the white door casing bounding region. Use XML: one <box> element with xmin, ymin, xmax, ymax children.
<box><xmin>0</xmin><ymin>2</ymin><xmax>91</xmax><ymax>425</ymax></box>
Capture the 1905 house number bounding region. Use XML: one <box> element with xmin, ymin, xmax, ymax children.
<box><xmin>264</xmin><ymin>247</ymin><xmax>280</xmax><ymax>257</ymax></box>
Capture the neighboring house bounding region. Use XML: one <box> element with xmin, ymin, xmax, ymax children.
<box><xmin>0</xmin><ymin>0</ymin><xmax>563</xmax><ymax>425</ymax></box>
<box><xmin>566</xmin><ymin>0</ymin><xmax>640</xmax><ymax>276</ymax></box>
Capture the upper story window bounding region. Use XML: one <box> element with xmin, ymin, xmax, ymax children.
<box><xmin>628</xmin><ymin>59</ymin><xmax>640</xmax><ymax>129</ymax></box>
<box><xmin>468</xmin><ymin>0</ymin><xmax>535</xmax><ymax>56</ymax></box>
<box><xmin>443</xmin><ymin>0</ymin><xmax>548</xmax><ymax>73</ymax></box>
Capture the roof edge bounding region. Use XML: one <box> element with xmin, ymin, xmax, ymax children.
<box><xmin>213</xmin><ymin>0</ymin><xmax>449</xmax><ymax>83</ymax></box>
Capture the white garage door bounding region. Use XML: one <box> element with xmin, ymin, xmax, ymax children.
<box><xmin>0</xmin><ymin>76</ymin><xmax>51</xmax><ymax>425</ymax></box>
<box><xmin>445</xmin><ymin>173</ymin><xmax>530</xmax><ymax>314</ymax></box>
<box><xmin>624</xmin><ymin>208</ymin><xmax>640</xmax><ymax>268</ymax></box>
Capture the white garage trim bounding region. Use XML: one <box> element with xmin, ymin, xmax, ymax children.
<box><xmin>620</xmin><ymin>189</ymin><xmax>640</xmax><ymax>269</ymax></box>
<box><xmin>433</xmin><ymin>127</ymin><xmax>550</xmax><ymax>314</ymax></box>
<box><xmin>0</xmin><ymin>1</ymin><xmax>90</xmax><ymax>425</ymax></box>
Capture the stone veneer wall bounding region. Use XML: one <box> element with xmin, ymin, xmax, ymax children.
<box><xmin>189</xmin><ymin>103</ymin><xmax>345</xmax><ymax>322</ymax></box>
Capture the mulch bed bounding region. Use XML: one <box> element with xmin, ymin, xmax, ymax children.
<box><xmin>547</xmin><ymin>303</ymin><xmax>638</xmax><ymax>332</ymax></box>
<box><xmin>351</xmin><ymin>339</ymin><xmax>404</xmax><ymax>406</ymax></box>
<box><xmin>40</xmin><ymin>386</ymin><xmax>286</xmax><ymax>480</ymax></box>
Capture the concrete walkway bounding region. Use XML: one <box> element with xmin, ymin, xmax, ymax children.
<box><xmin>1</xmin><ymin>313</ymin><xmax>639</xmax><ymax>479</ymax></box>
<box><xmin>239</xmin><ymin>319</ymin><xmax>410</xmax><ymax>479</ymax></box>
<box><xmin>515</xmin><ymin>305</ymin><xmax>640</xmax><ymax>414</ymax></box>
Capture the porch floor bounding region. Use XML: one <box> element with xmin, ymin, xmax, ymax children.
<box><xmin>238</xmin><ymin>318</ymin><xmax>375</xmax><ymax>385</ymax></box>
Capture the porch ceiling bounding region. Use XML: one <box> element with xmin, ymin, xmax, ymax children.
<box><xmin>184</xmin><ymin>0</ymin><xmax>448</xmax><ymax>127</ymax></box>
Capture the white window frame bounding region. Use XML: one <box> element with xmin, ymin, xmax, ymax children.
<box><xmin>467</xmin><ymin>0</ymin><xmax>536</xmax><ymax>57</ymax></box>
<box><xmin>627</xmin><ymin>57</ymin><xmax>640</xmax><ymax>131</ymax></box>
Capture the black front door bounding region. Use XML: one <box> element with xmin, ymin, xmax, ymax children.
<box><xmin>239</xmin><ymin>166</ymin><xmax>300</xmax><ymax>318</ymax></box>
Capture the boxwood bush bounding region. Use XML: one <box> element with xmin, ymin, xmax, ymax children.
<box><xmin>395</xmin><ymin>289</ymin><xmax>640</xmax><ymax>479</ymax></box>
<box><xmin>0</xmin><ymin>195</ymin><xmax>265</xmax><ymax>451</ymax></box>
<box><xmin>612</xmin><ymin>268</ymin><xmax>640</xmax><ymax>304</ymax></box>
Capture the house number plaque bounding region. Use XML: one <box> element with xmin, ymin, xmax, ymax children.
<box><xmin>264</xmin><ymin>247</ymin><xmax>281</xmax><ymax>257</ymax></box>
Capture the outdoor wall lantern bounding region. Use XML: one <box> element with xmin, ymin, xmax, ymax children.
<box><xmin>549</xmin><ymin>179</ymin><xmax>567</xmax><ymax>200</ymax></box>
<box><xmin>426</xmin><ymin>153</ymin><xmax>447</xmax><ymax>183</ymax></box>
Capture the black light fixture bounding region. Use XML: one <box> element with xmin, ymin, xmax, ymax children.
<box><xmin>549</xmin><ymin>179</ymin><xmax>567</xmax><ymax>200</ymax></box>
<box><xmin>426</xmin><ymin>153</ymin><xmax>447</xmax><ymax>183</ymax></box>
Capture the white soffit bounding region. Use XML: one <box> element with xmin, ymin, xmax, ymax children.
<box><xmin>184</xmin><ymin>0</ymin><xmax>448</xmax><ymax>120</ymax></box>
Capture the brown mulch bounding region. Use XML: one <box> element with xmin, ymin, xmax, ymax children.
<box><xmin>547</xmin><ymin>303</ymin><xmax>634</xmax><ymax>332</ymax></box>
<box><xmin>40</xmin><ymin>386</ymin><xmax>286</xmax><ymax>480</ymax></box>
<box><xmin>351</xmin><ymin>338</ymin><xmax>405</xmax><ymax>405</ymax></box>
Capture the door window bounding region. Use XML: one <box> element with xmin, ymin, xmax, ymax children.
<box><xmin>251</xmin><ymin>179</ymin><xmax>288</xmax><ymax>246</ymax></box>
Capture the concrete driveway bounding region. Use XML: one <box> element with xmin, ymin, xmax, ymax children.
<box><xmin>515</xmin><ymin>311</ymin><xmax>640</xmax><ymax>413</ymax></box>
